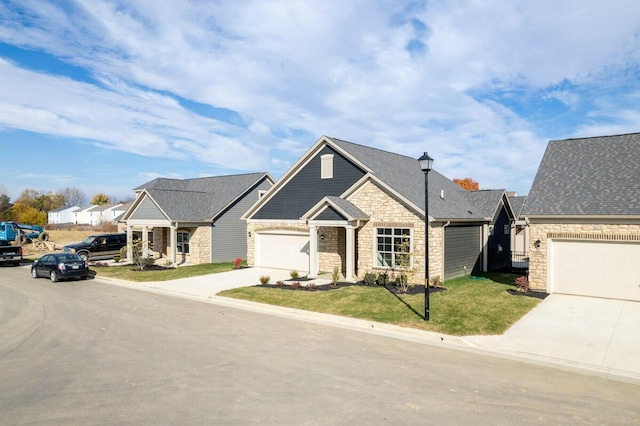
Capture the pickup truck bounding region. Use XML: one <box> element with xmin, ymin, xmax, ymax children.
<box><xmin>0</xmin><ymin>240</ymin><xmax>22</xmax><ymax>266</ymax></box>
<box><xmin>63</xmin><ymin>233</ymin><xmax>127</xmax><ymax>261</ymax></box>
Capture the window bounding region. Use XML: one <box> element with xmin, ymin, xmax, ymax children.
<box><xmin>177</xmin><ymin>231</ymin><xmax>190</xmax><ymax>254</ymax></box>
<box><xmin>321</xmin><ymin>154</ymin><xmax>334</xmax><ymax>179</ymax></box>
<box><xmin>375</xmin><ymin>228</ymin><xmax>412</xmax><ymax>268</ymax></box>
<box><xmin>504</xmin><ymin>224</ymin><xmax>510</xmax><ymax>235</ymax></box>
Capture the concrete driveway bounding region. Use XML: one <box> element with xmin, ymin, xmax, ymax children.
<box><xmin>104</xmin><ymin>267</ymin><xmax>297</xmax><ymax>299</ymax></box>
<box><xmin>464</xmin><ymin>294</ymin><xmax>640</xmax><ymax>381</ymax></box>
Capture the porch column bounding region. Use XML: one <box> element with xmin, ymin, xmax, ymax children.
<box><xmin>170</xmin><ymin>224</ymin><xmax>177</xmax><ymax>264</ymax></box>
<box><xmin>142</xmin><ymin>226</ymin><xmax>149</xmax><ymax>258</ymax></box>
<box><xmin>346</xmin><ymin>226</ymin><xmax>356</xmax><ymax>281</ymax></box>
<box><xmin>126</xmin><ymin>225</ymin><xmax>133</xmax><ymax>263</ymax></box>
<box><xmin>308</xmin><ymin>225</ymin><xmax>318</xmax><ymax>278</ymax></box>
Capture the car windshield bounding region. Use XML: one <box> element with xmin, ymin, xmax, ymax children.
<box><xmin>81</xmin><ymin>236</ymin><xmax>97</xmax><ymax>244</ymax></box>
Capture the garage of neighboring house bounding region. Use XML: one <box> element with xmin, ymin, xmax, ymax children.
<box><xmin>444</xmin><ymin>224</ymin><xmax>483</xmax><ymax>280</ymax></box>
<box><xmin>548</xmin><ymin>238</ymin><xmax>640</xmax><ymax>302</ymax></box>
<box><xmin>254</xmin><ymin>231</ymin><xmax>310</xmax><ymax>272</ymax></box>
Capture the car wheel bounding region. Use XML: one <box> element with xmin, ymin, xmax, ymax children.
<box><xmin>31</xmin><ymin>268</ymin><xmax>38</xmax><ymax>279</ymax></box>
<box><xmin>50</xmin><ymin>271</ymin><xmax>59</xmax><ymax>283</ymax></box>
<box><xmin>78</xmin><ymin>251</ymin><xmax>89</xmax><ymax>262</ymax></box>
<box><xmin>15</xmin><ymin>234</ymin><xmax>27</xmax><ymax>244</ymax></box>
<box><xmin>39</xmin><ymin>232</ymin><xmax>49</xmax><ymax>241</ymax></box>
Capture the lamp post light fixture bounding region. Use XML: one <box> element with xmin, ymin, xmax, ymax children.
<box><xmin>418</xmin><ymin>152</ymin><xmax>434</xmax><ymax>321</ymax></box>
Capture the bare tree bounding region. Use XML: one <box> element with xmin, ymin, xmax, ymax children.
<box><xmin>58</xmin><ymin>187</ymin><xmax>88</xmax><ymax>206</ymax></box>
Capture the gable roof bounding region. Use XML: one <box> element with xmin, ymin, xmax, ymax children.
<box><xmin>245</xmin><ymin>135</ymin><xmax>486</xmax><ymax>221</ymax></box>
<box><xmin>328</xmin><ymin>137</ymin><xmax>485</xmax><ymax>220</ymax></box>
<box><xmin>523</xmin><ymin>133</ymin><xmax>640</xmax><ymax>216</ymax></box>
<box><xmin>460</xmin><ymin>189</ymin><xmax>514</xmax><ymax>220</ymax></box>
<box><xmin>508</xmin><ymin>195</ymin><xmax>527</xmax><ymax>219</ymax></box>
<box><xmin>127</xmin><ymin>172</ymin><xmax>273</xmax><ymax>222</ymax></box>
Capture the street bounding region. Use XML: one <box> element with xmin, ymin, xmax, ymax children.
<box><xmin>1</xmin><ymin>265</ymin><xmax>639</xmax><ymax>425</ymax></box>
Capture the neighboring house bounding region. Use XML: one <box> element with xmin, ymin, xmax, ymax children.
<box><xmin>48</xmin><ymin>205</ymin><xmax>80</xmax><ymax>224</ymax></box>
<box><xmin>74</xmin><ymin>205</ymin><xmax>100</xmax><ymax>225</ymax></box>
<box><xmin>523</xmin><ymin>132</ymin><xmax>640</xmax><ymax>302</ymax></box>
<box><xmin>508</xmin><ymin>194</ymin><xmax>529</xmax><ymax>270</ymax></box>
<box><xmin>121</xmin><ymin>173</ymin><xmax>274</xmax><ymax>265</ymax></box>
<box><xmin>460</xmin><ymin>190</ymin><xmax>515</xmax><ymax>271</ymax></box>
<box><xmin>243</xmin><ymin>136</ymin><xmax>492</xmax><ymax>282</ymax></box>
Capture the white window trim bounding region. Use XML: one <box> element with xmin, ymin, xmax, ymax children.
<box><xmin>374</xmin><ymin>227</ymin><xmax>413</xmax><ymax>269</ymax></box>
<box><xmin>177</xmin><ymin>231</ymin><xmax>191</xmax><ymax>254</ymax></box>
<box><xmin>321</xmin><ymin>154</ymin><xmax>334</xmax><ymax>179</ymax></box>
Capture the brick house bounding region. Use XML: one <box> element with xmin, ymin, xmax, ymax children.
<box><xmin>121</xmin><ymin>173</ymin><xmax>274</xmax><ymax>265</ymax></box>
<box><xmin>243</xmin><ymin>136</ymin><xmax>492</xmax><ymax>283</ymax></box>
<box><xmin>523</xmin><ymin>133</ymin><xmax>640</xmax><ymax>301</ymax></box>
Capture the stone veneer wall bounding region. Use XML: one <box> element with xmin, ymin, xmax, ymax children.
<box><xmin>347</xmin><ymin>181</ymin><xmax>444</xmax><ymax>283</ymax></box>
<box><xmin>188</xmin><ymin>226</ymin><xmax>211</xmax><ymax>264</ymax></box>
<box><xmin>528</xmin><ymin>220</ymin><xmax>640</xmax><ymax>290</ymax></box>
<box><xmin>318</xmin><ymin>227</ymin><xmax>345</xmax><ymax>273</ymax></box>
<box><xmin>152</xmin><ymin>227</ymin><xmax>165</xmax><ymax>258</ymax></box>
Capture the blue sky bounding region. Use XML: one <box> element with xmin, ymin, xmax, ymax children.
<box><xmin>1</xmin><ymin>1</ymin><xmax>639</xmax><ymax>202</ymax></box>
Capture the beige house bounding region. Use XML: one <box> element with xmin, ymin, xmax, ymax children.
<box><xmin>523</xmin><ymin>133</ymin><xmax>640</xmax><ymax>301</ymax></box>
<box><xmin>243</xmin><ymin>136</ymin><xmax>491</xmax><ymax>283</ymax></box>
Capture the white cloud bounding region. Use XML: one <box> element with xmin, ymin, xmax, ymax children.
<box><xmin>0</xmin><ymin>0</ymin><xmax>639</xmax><ymax>196</ymax></box>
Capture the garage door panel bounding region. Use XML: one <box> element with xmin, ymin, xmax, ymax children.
<box><xmin>256</xmin><ymin>232</ymin><xmax>310</xmax><ymax>272</ymax></box>
<box><xmin>551</xmin><ymin>240</ymin><xmax>640</xmax><ymax>301</ymax></box>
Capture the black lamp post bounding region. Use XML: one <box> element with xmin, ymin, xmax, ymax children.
<box><xmin>418</xmin><ymin>152</ymin><xmax>434</xmax><ymax>321</ymax></box>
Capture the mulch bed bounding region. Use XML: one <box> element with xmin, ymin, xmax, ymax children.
<box><xmin>258</xmin><ymin>281</ymin><xmax>447</xmax><ymax>295</ymax></box>
<box><xmin>507</xmin><ymin>289</ymin><xmax>548</xmax><ymax>300</ymax></box>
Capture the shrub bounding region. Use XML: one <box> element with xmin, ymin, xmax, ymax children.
<box><xmin>276</xmin><ymin>281</ymin><xmax>284</xmax><ymax>287</ymax></box>
<box><xmin>306</xmin><ymin>283</ymin><xmax>317</xmax><ymax>291</ymax></box>
<box><xmin>363</xmin><ymin>272</ymin><xmax>377</xmax><ymax>286</ymax></box>
<box><xmin>164</xmin><ymin>259</ymin><xmax>173</xmax><ymax>268</ymax></box>
<box><xmin>233</xmin><ymin>257</ymin><xmax>242</xmax><ymax>269</ymax></box>
<box><xmin>291</xmin><ymin>281</ymin><xmax>301</xmax><ymax>289</ymax></box>
<box><xmin>331</xmin><ymin>266</ymin><xmax>340</xmax><ymax>288</ymax></box>
<box><xmin>430</xmin><ymin>275</ymin><xmax>442</xmax><ymax>288</ymax></box>
<box><xmin>290</xmin><ymin>270</ymin><xmax>299</xmax><ymax>279</ymax></box>
<box><xmin>515</xmin><ymin>276</ymin><xmax>529</xmax><ymax>293</ymax></box>
<box><xmin>259</xmin><ymin>275</ymin><xmax>270</xmax><ymax>285</ymax></box>
<box><xmin>376</xmin><ymin>271</ymin><xmax>389</xmax><ymax>286</ymax></box>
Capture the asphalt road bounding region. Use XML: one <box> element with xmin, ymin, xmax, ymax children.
<box><xmin>1</xmin><ymin>265</ymin><xmax>639</xmax><ymax>425</ymax></box>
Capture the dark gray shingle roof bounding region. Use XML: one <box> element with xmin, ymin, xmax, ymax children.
<box><xmin>328</xmin><ymin>137</ymin><xmax>485</xmax><ymax>220</ymax></box>
<box><xmin>137</xmin><ymin>173</ymin><xmax>269</xmax><ymax>221</ymax></box>
<box><xmin>523</xmin><ymin>133</ymin><xmax>640</xmax><ymax>216</ymax></box>
<box><xmin>460</xmin><ymin>190</ymin><xmax>507</xmax><ymax>219</ymax></box>
<box><xmin>508</xmin><ymin>195</ymin><xmax>527</xmax><ymax>219</ymax></box>
<box><xmin>324</xmin><ymin>196</ymin><xmax>369</xmax><ymax>220</ymax></box>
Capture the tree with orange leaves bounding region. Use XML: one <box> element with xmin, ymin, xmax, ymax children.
<box><xmin>453</xmin><ymin>177</ymin><xmax>479</xmax><ymax>191</ymax></box>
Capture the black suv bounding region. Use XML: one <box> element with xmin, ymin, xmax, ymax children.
<box><xmin>63</xmin><ymin>233</ymin><xmax>127</xmax><ymax>261</ymax></box>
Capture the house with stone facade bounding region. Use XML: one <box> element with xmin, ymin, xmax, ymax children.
<box><xmin>523</xmin><ymin>132</ymin><xmax>640</xmax><ymax>301</ymax></box>
<box><xmin>120</xmin><ymin>173</ymin><xmax>274</xmax><ymax>265</ymax></box>
<box><xmin>243</xmin><ymin>136</ymin><xmax>493</xmax><ymax>283</ymax></box>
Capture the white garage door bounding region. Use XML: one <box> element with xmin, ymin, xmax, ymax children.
<box><xmin>550</xmin><ymin>240</ymin><xmax>640</xmax><ymax>301</ymax></box>
<box><xmin>255</xmin><ymin>232</ymin><xmax>310</xmax><ymax>272</ymax></box>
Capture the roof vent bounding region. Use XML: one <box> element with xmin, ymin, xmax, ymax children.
<box><xmin>440</xmin><ymin>190</ymin><xmax>445</xmax><ymax>200</ymax></box>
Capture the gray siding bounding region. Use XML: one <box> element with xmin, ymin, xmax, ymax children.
<box><xmin>130</xmin><ymin>197</ymin><xmax>167</xmax><ymax>221</ymax></box>
<box><xmin>210</xmin><ymin>178</ymin><xmax>272</xmax><ymax>262</ymax></box>
<box><xmin>444</xmin><ymin>225</ymin><xmax>482</xmax><ymax>280</ymax></box>
<box><xmin>487</xmin><ymin>203</ymin><xmax>511</xmax><ymax>271</ymax></box>
<box><xmin>253</xmin><ymin>146</ymin><xmax>366</xmax><ymax>220</ymax></box>
<box><xmin>316</xmin><ymin>206</ymin><xmax>346</xmax><ymax>221</ymax></box>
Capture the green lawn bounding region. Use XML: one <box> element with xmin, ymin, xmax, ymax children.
<box><xmin>92</xmin><ymin>262</ymin><xmax>237</xmax><ymax>282</ymax></box>
<box><xmin>219</xmin><ymin>272</ymin><xmax>540</xmax><ymax>336</ymax></box>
